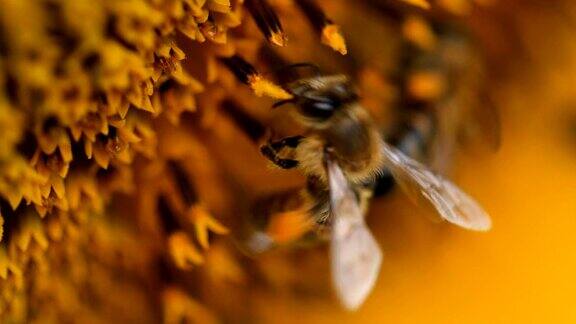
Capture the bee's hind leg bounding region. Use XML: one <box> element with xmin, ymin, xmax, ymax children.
<box><xmin>260</xmin><ymin>136</ymin><xmax>304</xmax><ymax>169</ymax></box>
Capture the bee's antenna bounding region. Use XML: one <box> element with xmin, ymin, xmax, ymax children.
<box><xmin>258</xmin><ymin>47</ymin><xmax>321</xmax><ymax>83</ymax></box>
<box><xmin>274</xmin><ymin>63</ymin><xmax>322</xmax><ymax>78</ymax></box>
<box><xmin>272</xmin><ymin>99</ymin><xmax>295</xmax><ymax>108</ymax></box>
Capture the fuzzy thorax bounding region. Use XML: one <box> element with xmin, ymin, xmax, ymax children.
<box><xmin>294</xmin><ymin>105</ymin><xmax>384</xmax><ymax>185</ymax></box>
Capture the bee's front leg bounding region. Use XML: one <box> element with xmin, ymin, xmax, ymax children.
<box><xmin>269</xmin><ymin>135</ymin><xmax>304</xmax><ymax>150</ymax></box>
<box><xmin>260</xmin><ymin>135</ymin><xmax>304</xmax><ymax>169</ymax></box>
<box><xmin>260</xmin><ymin>146</ymin><xmax>299</xmax><ymax>169</ymax></box>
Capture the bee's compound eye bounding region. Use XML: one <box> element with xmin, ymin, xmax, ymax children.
<box><xmin>301</xmin><ymin>100</ymin><xmax>336</xmax><ymax>119</ymax></box>
<box><xmin>312</xmin><ymin>101</ymin><xmax>334</xmax><ymax>111</ymax></box>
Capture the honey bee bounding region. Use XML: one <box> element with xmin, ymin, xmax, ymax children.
<box><xmin>253</xmin><ymin>73</ymin><xmax>491</xmax><ymax>310</ymax></box>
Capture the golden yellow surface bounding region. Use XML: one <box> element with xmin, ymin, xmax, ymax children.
<box><xmin>2</xmin><ymin>0</ymin><xmax>576</xmax><ymax>322</ymax></box>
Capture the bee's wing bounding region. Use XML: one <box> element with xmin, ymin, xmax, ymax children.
<box><xmin>428</xmin><ymin>99</ymin><xmax>458</xmax><ymax>175</ymax></box>
<box><xmin>381</xmin><ymin>142</ymin><xmax>491</xmax><ymax>231</ymax></box>
<box><xmin>463</xmin><ymin>92</ymin><xmax>502</xmax><ymax>152</ymax></box>
<box><xmin>327</xmin><ymin>157</ymin><xmax>383</xmax><ymax>311</ymax></box>
<box><xmin>429</xmin><ymin>92</ymin><xmax>501</xmax><ymax>176</ymax></box>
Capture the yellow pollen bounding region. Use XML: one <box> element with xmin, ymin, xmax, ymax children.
<box><xmin>248</xmin><ymin>75</ymin><xmax>293</xmax><ymax>99</ymax></box>
<box><xmin>266</xmin><ymin>209</ymin><xmax>314</xmax><ymax>244</ymax></box>
<box><xmin>269</xmin><ymin>31</ymin><xmax>288</xmax><ymax>47</ymax></box>
<box><xmin>321</xmin><ymin>24</ymin><xmax>348</xmax><ymax>55</ymax></box>
<box><xmin>402</xmin><ymin>15</ymin><xmax>437</xmax><ymax>50</ymax></box>
<box><xmin>399</xmin><ymin>0</ymin><xmax>431</xmax><ymax>9</ymax></box>
<box><xmin>407</xmin><ymin>71</ymin><xmax>446</xmax><ymax>101</ymax></box>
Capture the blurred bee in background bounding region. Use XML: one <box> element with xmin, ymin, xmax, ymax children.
<box><xmin>376</xmin><ymin>18</ymin><xmax>501</xmax><ymax>197</ymax></box>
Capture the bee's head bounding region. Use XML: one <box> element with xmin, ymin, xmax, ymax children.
<box><xmin>273</xmin><ymin>75</ymin><xmax>358</xmax><ymax>125</ymax></box>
